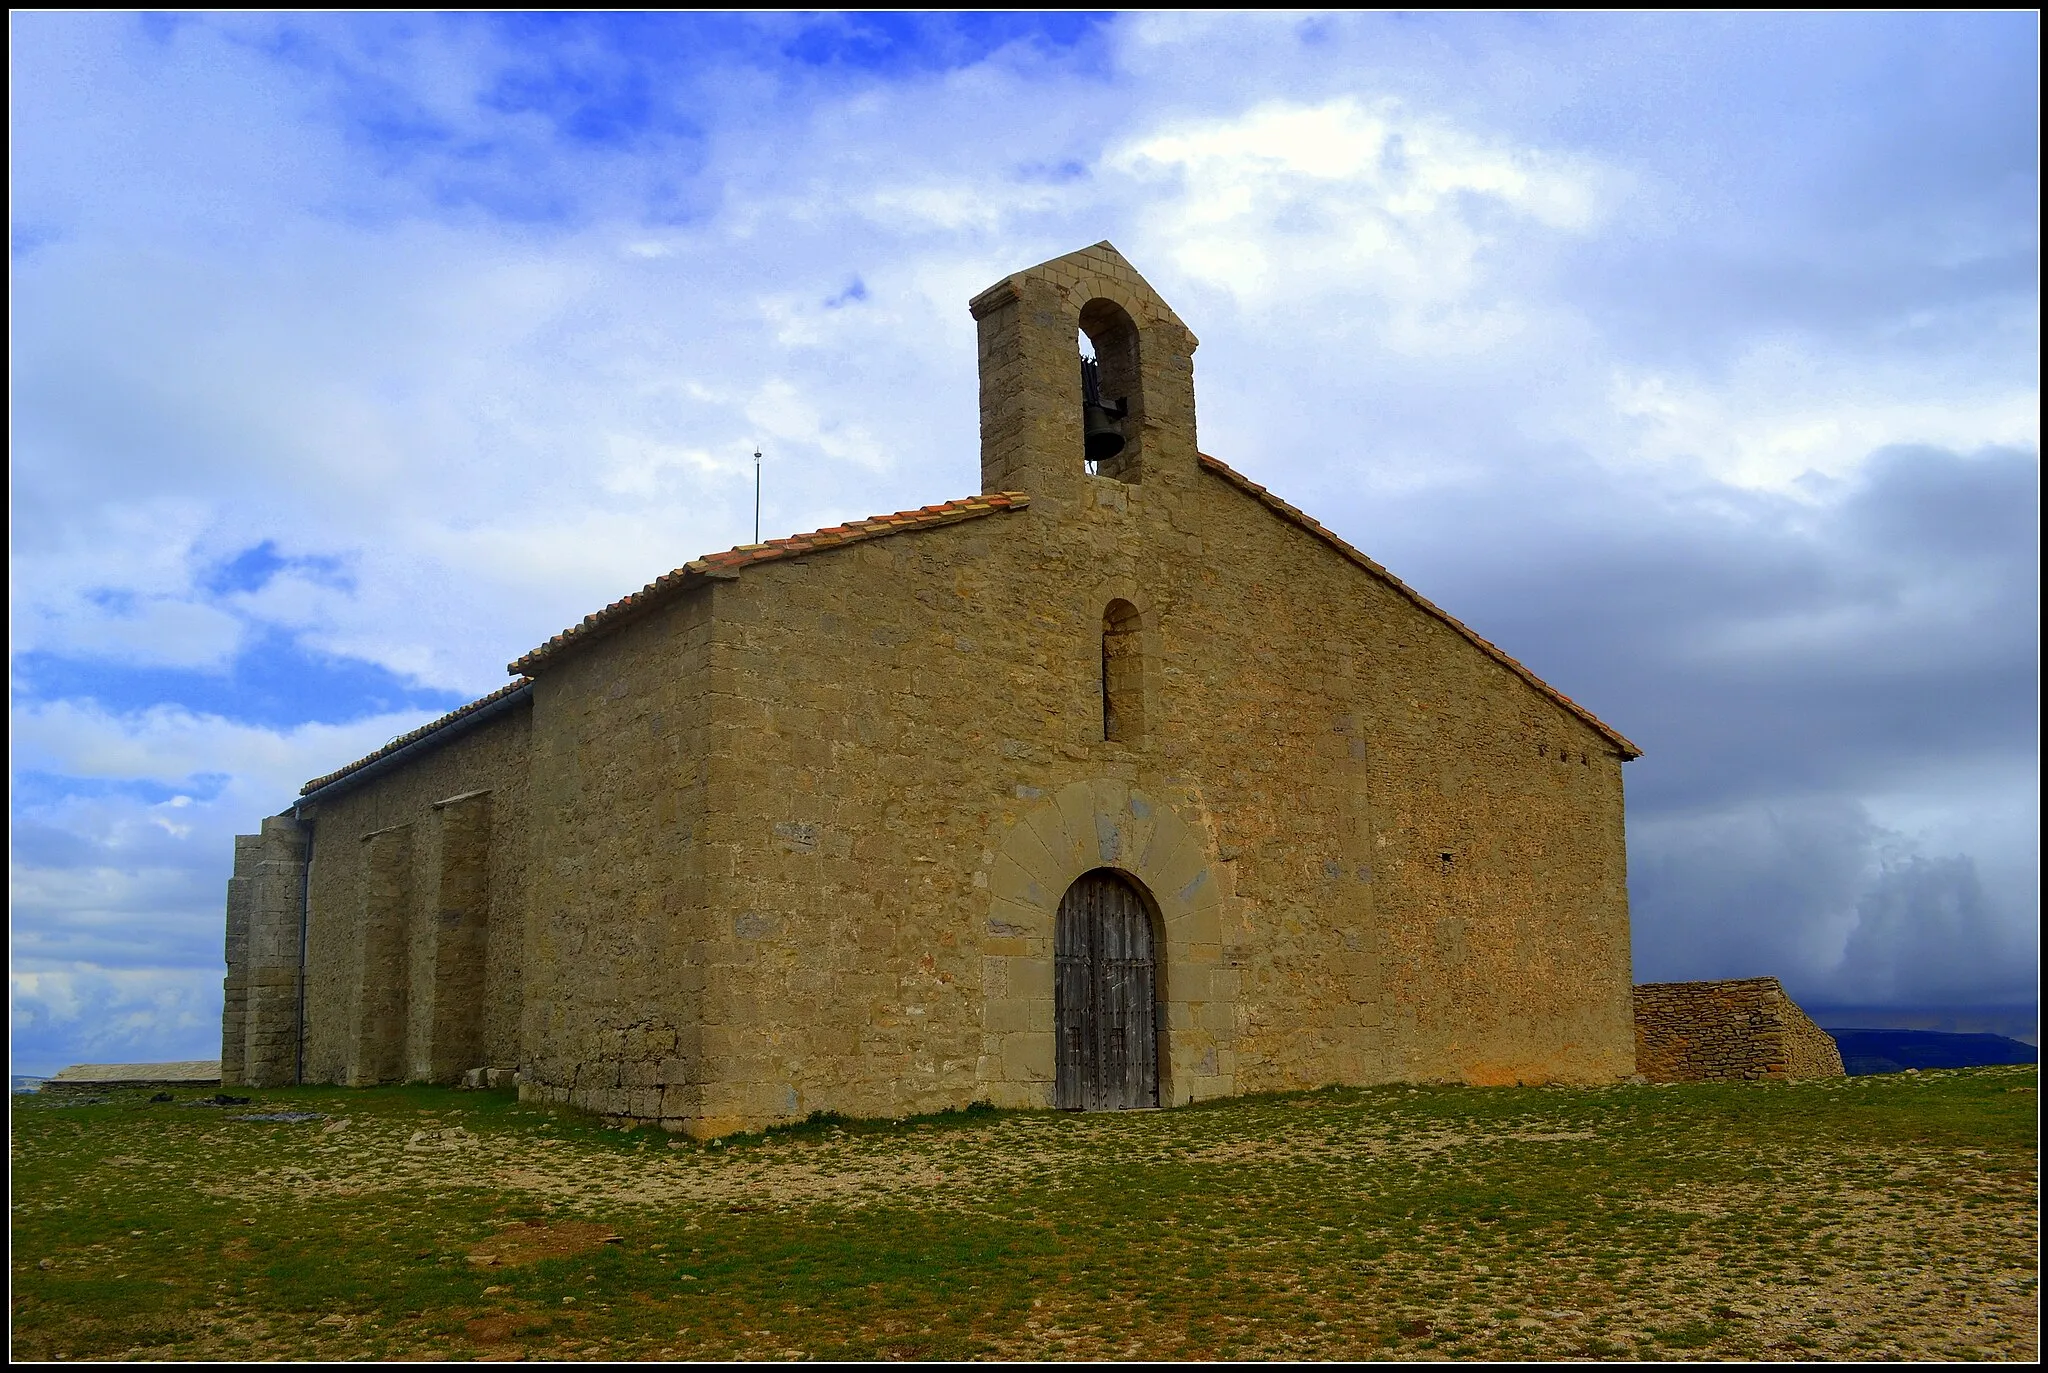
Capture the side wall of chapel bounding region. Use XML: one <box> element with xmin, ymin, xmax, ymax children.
<box><xmin>296</xmin><ymin>705</ymin><xmax>532</xmax><ymax>1086</ymax></box>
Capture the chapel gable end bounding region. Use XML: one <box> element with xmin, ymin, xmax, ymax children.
<box><xmin>1198</xmin><ymin>453</ymin><xmax>1642</xmax><ymax>761</ymax></box>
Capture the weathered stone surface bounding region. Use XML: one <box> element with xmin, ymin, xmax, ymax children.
<box><xmin>349</xmin><ymin>823</ymin><xmax>413</xmax><ymax>1085</ymax></box>
<box><xmin>229</xmin><ymin>241</ymin><xmax>1642</xmax><ymax>1133</ymax></box>
<box><xmin>1634</xmin><ymin>977</ymin><xmax>1845</xmax><ymax>1082</ymax></box>
<box><xmin>297</xmin><ymin>706</ymin><xmax>530</xmax><ymax>1088</ymax></box>
<box><xmin>218</xmin><ymin>834</ymin><xmax>258</xmax><ymax>1087</ymax></box>
<box><xmin>420</xmin><ymin>791</ymin><xmax>492</xmax><ymax>1084</ymax></box>
<box><xmin>239</xmin><ymin>817</ymin><xmax>306</xmax><ymax>1089</ymax></box>
<box><xmin>43</xmin><ymin>1061</ymin><xmax>221</xmax><ymax>1090</ymax></box>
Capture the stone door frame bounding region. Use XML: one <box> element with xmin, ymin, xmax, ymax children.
<box><xmin>979</xmin><ymin>778</ymin><xmax>1237</xmax><ymax>1109</ymax></box>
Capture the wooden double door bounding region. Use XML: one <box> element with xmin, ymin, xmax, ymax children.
<box><xmin>1055</xmin><ymin>869</ymin><xmax>1159</xmax><ymax>1111</ymax></box>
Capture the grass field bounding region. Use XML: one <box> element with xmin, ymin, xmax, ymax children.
<box><xmin>10</xmin><ymin>1065</ymin><xmax>2037</xmax><ymax>1361</ymax></box>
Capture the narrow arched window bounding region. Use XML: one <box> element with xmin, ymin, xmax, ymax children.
<box><xmin>1102</xmin><ymin>599</ymin><xmax>1144</xmax><ymax>743</ymax></box>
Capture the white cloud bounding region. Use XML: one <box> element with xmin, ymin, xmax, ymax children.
<box><xmin>12</xmin><ymin>699</ymin><xmax>435</xmax><ymax>801</ymax></box>
<box><xmin>12</xmin><ymin>964</ymin><xmax>224</xmax><ymax>1074</ymax></box>
<box><xmin>17</xmin><ymin>594</ymin><xmax>245</xmax><ymax>672</ymax></box>
<box><xmin>859</xmin><ymin>179</ymin><xmax>1075</xmax><ymax>236</ymax></box>
<box><xmin>1110</xmin><ymin>96</ymin><xmax>1606</xmax><ymax>350</ymax></box>
<box><xmin>221</xmin><ymin>571</ymin><xmax>357</xmax><ymax>638</ymax></box>
<box><xmin>9</xmin><ymin>500</ymin><xmax>243</xmax><ymax>667</ymax></box>
<box><xmin>1610</xmin><ymin>340</ymin><xmax>2041</xmax><ymax>490</ymax></box>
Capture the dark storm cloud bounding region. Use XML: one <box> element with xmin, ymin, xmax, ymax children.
<box><xmin>1335</xmin><ymin>441</ymin><xmax>2038</xmax><ymax>1007</ymax></box>
<box><xmin>1628</xmin><ymin>805</ymin><xmax>2033</xmax><ymax>1009</ymax></box>
<box><xmin>1626</xmin><ymin>798</ymin><xmax>1881</xmax><ymax>986</ymax></box>
<box><xmin>1365</xmin><ymin>443</ymin><xmax>2037</xmax><ymax>811</ymax></box>
<box><xmin>1837</xmin><ymin>853</ymin><xmax>2027</xmax><ymax>1005</ymax></box>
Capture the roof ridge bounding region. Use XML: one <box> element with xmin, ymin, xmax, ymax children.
<box><xmin>298</xmin><ymin>676</ymin><xmax>534</xmax><ymax>797</ymax></box>
<box><xmin>1196</xmin><ymin>454</ymin><xmax>1641</xmax><ymax>759</ymax></box>
<box><xmin>508</xmin><ymin>491</ymin><xmax>1031</xmax><ymax>676</ymax></box>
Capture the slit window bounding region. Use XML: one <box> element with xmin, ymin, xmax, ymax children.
<box><xmin>1102</xmin><ymin>599</ymin><xmax>1144</xmax><ymax>743</ymax></box>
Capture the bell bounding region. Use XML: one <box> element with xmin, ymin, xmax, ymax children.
<box><xmin>1080</xmin><ymin>355</ymin><xmax>1127</xmax><ymax>466</ymax></box>
<box><xmin>1084</xmin><ymin>401</ymin><xmax>1126</xmax><ymax>464</ymax></box>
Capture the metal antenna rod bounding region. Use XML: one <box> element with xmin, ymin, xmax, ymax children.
<box><xmin>753</xmin><ymin>446</ymin><xmax>762</xmax><ymax>544</ymax></box>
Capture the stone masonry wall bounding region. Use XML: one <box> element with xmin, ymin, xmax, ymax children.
<box><xmin>220</xmin><ymin>819</ymin><xmax>305</xmax><ymax>1088</ymax></box>
<box><xmin>657</xmin><ymin>468</ymin><xmax>1636</xmax><ymax>1136</ymax></box>
<box><xmin>351</xmin><ymin>824</ymin><xmax>414</xmax><ymax>1085</ymax></box>
<box><xmin>422</xmin><ymin>790</ymin><xmax>493</xmax><ymax>1084</ymax></box>
<box><xmin>295</xmin><ymin>705</ymin><xmax>531</xmax><ymax>1086</ymax></box>
<box><xmin>519</xmin><ymin>592</ymin><xmax>714</xmax><ymax>1125</ymax></box>
<box><xmin>1783</xmin><ymin>1003</ymin><xmax>1846</xmax><ymax>1079</ymax></box>
<box><xmin>508</xmin><ymin>243</ymin><xmax>1636</xmax><ymax>1135</ymax></box>
<box><xmin>218</xmin><ymin>833</ymin><xmax>259</xmax><ymax>1087</ymax></box>
<box><xmin>1634</xmin><ymin>977</ymin><xmax>1845</xmax><ymax>1082</ymax></box>
<box><xmin>1197</xmin><ymin>479</ymin><xmax>1634</xmax><ymax>1092</ymax></box>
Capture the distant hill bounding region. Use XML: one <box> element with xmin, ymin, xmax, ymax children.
<box><xmin>1825</xmin><ymin>1028</ymin><xmax>2038</xmax><ymax>1076</ymax></box>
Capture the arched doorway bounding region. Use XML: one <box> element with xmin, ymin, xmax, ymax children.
<box><xmin>1055</xmin><ymin>869</ymin><xmax>1159</xmax><ymax>1110</ymax></box>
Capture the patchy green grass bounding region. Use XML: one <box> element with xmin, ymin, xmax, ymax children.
<box><xmin>9</xmin><ymin>1067</ymin><xmax>2037</xmax><ymax>1361</ymax></box>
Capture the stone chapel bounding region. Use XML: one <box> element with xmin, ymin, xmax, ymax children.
<box><xmin>219</xmin><ymin>242</ymin><xmax>1642</xmax><ymax>1137</ymax></box>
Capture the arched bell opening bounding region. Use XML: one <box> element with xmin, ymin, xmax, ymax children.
<box><xmin>1054</xmin><ymin>868</ymin><xmax>1162</xmax><ymax>1110</ymax></box>
<box><xmin>1078</xmin><ymin>298</ymin><xmax>1142</xmax><ymax>483</ymax></box>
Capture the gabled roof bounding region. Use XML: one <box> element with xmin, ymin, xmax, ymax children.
<box><xmin>506</xmin><ymin>491</ymin><xmax>1032</xmax><ymax>676</ymax></box>
<box><xmin>297</xmin><ymin>453</ymin><xmax>1636</xmax><ymax>803</ymax></box>
<box><xmin>297</xmin><ymin>493</ymin><xmax>1032</xmax><ymax>801</ymax></box>
<box><xmin>1198</xmin><ymin>454</ymin><xmax>1641</xmax><ymax>758</ymax></box>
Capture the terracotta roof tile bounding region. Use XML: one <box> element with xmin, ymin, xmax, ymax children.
<box><xmin>298</xmin><ymin>676</ymin><xmax>534</xmax><ymax>798</ymax></box>
<box><xmin>507</xmin><ymin>490</ymin><xmax>1031</xmax><ymax>676</ymax></box>
<box><xmin>1198</xmin><ymin>454</ymin><xmax>1641</xmax><ymax>759</ymax></box>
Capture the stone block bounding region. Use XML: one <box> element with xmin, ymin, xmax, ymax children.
<box><xmin>982</xmin><ymin>998</ymin><xmax>1034</xmax><ymax>1034</ymax></box>
<box><xmin>1001</xmin><ymin>1031</ymin><xmax>1054</xmax><ymax>1083</ymax></box>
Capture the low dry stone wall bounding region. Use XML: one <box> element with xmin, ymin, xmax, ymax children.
<box><xmin>1634</xmin><ymin>977</ymin><xmax>1844</xmax><ymax>1082</ymax></box>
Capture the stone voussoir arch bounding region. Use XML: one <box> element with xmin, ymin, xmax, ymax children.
<box><xmin>979</xmin><ymin>778</ymin><xmax>1236</xmax><ymax>1110</ymax></box>
<box><xmin>1052</xmin><ymin>273</ymin><xmax>1145</xmax><ymax>326</ymax></box>
<box><xmin>1090</xmin><ymin>577</ymin><xmax>1159</xmax><ymax>631</ymax></box>
<box><xmin>1028</xmin><ymin>251</ymin><xmax>1192</xmax><ymax>343</ymax></box>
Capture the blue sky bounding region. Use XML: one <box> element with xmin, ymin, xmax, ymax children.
<box><xmin>10</xmin><ymin>12</ymin><xmax>2038</xmax><ymax>1073</ymax></box>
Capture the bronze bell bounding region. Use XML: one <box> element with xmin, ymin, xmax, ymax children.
<box><xmin>1084</xmin><ymin>401</ymin><xmax>1126</xmax><ymax>464</ymax></box>
<box><xmin>1081</xmin><ymin>357</ymin><xmax>1126</xmax><ymax>464</ymax></box>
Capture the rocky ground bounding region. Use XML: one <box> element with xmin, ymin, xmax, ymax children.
<box><xmin>10</xmin><ymin>1065</ymin><xmax>2038</xmax><ymax>1360</ymax></box>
